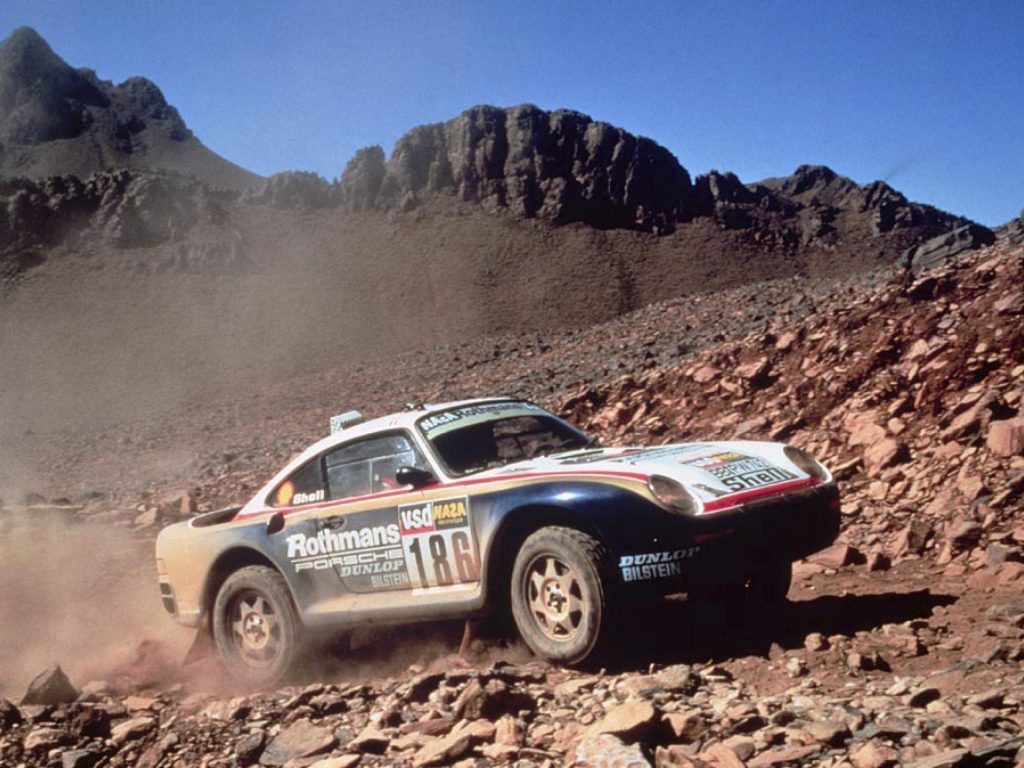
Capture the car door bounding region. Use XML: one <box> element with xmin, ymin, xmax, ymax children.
<box><xmin>321</xmin><ymin>430</ymin><xmax>483</xmax><ymax>596</ymax></box>
<box><xmin>315</xmin><ymin>432</ymin><xmax>429</xmax><ymax>594</ymax></box>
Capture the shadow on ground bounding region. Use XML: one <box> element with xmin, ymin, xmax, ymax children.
<box><xmin>614</xmin><ymin>588</ymin><xmax>958</xmax><ymax>670</ymax></box>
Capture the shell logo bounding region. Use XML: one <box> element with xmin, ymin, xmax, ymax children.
<box><xmin>275</xmin><ymin>480</ymin><xmax>295</xmax><ymax>507</ymax></box>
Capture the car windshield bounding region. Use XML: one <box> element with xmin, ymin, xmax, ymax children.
<box><xmin>418</xmin><ymin>402</ymin><xmax>594</xmax><ymax>476</ymax></box>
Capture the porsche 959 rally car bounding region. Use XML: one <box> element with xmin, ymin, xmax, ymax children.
<box><xmin>156</xmin><ymin>398</ymin><xmax>840</xmax><ymax>683</ymax></box>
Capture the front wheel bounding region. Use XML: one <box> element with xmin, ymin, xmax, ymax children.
<box><xmin>212</xmin><ymin>565</ymin><xmax>303</xmax><ymax>686</ymax></box>
<box><xmin>510</xmin><ymin>526</ymin><xmax>613</xmax><ymax>666</ymax></box>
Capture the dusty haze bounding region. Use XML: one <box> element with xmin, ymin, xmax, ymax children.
<box><xmin>0</xmin><ymin>510</ymin><xmax>192</xmax><ymax>698</ymax></box>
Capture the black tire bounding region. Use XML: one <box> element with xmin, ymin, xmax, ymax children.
<box><xmin>212</xmin><ymin>565</ymin><xmax>303</xmax><ymax>686</ymax></box>
<box><xmin>510</xmin><ymin>526</ymin><xmax>613</xmax><ymax>666</ymax></box>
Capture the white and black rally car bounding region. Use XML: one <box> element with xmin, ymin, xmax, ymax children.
<box><xmin>156</xmin><ymin>398</ymin><xmax>840</xmax><ymax>683</ymax></box>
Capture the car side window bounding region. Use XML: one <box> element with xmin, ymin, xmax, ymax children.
<box><xmin>325</xmin><ymin>433</ymin><xmax>428</xmax><ymax>500</ymax></box>
<box><xmin>270</xmin><ymin>459</ymin><xmax>326</xmax><ymax>507</ymax></box>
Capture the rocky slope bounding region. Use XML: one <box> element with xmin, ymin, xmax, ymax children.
<box><xmin>0</xmin><ymin>29</ymin><xmax>998</xmax><ymax>447</ymax></box>
<box><xmin>0</xmin><ymin>27</ymin><xmax>258</xmax><ymax>190</ymax></box>
<box><xmin>1</xmin><ymin>239</ymin><xmax>1023</xmax><ymax>768</ymax></box>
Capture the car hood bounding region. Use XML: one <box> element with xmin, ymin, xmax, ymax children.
<box><xmin>475</xmin><ymin>440</ymin><xmax>825</xmax><ymax>508</ymax></box>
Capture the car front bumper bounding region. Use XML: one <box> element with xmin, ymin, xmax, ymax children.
<box><xmin>615</xmin><ymin>481</ymin><xmax>841</xmax><ymax>594</ymax></box>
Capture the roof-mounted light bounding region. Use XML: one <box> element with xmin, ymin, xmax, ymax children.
<box><xmin>330</xmin><ymin>410</ymin><xmax>364</xmax><ymax>434</ymax></box>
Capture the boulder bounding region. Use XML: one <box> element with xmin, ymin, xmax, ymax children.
<box><xmin>987</xmin><ymin>419</ymin><xmax>1024</xmax><ymax>457</ymax></box>
<box><xmin>0</xmin><ymin>698</ymin><xmax>22</xmax><ymax>728</ymax></box>
<box><xmin>411</xmin><ymin>720</ymin><xmax>494</xmax><ymax>768</ymax></box>
<box><xmin>20</xmin><ymin>665</ymin><xmax>77</xmax><ymax>705</ymax></box>
<box><xmin>24</xmin><ymin>727</ymin><xmax>71</xmax><ymax>751</ymax></box>
<box><xmin>573</xmin><ymin>733</ymin><xmax>652</xmax><ymax>768</ymax></box>
<box><xmin>906</xmin><ymin>223</ymin><xmax>995</xmax><ymax>272</ymax></box>
<box><xmin>110</xmin><ymin>716</ymin><xmax>156</xmax><ymax>745</ymax></box>
<box><xmin>946</xmin><ymin>519</ymin><xmax>983</xmax><ymax>552</ymax></box>
<box><xmin>61</xmin><ymin>750</ymin><xmax>100</xmax><ymax>768</ymax></box>
<box><xmin>453</xmin><ymin>677</ymin><xmax>532</xmax><ymax>720</ymax></box>
<box><xmin>850</xmin><ymin>739</ymin><xmax>900</xmax><ymax>768</ymax></box>
<box><xmin>863</xmin><ymin>438</ymin><xmax>908</xmax><ymax>476</ymax></box>
<box><xmin>588</xmin><ymin>698</ymin><xmax>658</xmax><ymax>742</ymax></box>
<box><xmin>259</xmin><ymin>719</ymin><xmax>337</xmax><ymax>766</ymax></box>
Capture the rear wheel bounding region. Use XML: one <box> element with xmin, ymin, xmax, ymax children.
<box><xmin>212</xmin><ymin>565</ymin><xmax>303</xmax><ymax>686</ymax></box>
<box><xmin>510</xmin><ymin>526</ymin><xmax>612</xmax><ymax>666</ymax></box>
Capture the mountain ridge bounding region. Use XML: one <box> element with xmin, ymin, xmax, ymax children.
<box><xmin>0</xmin><ymin>26</ymin><xmax>258</xmax><ymax>190</ymax></box>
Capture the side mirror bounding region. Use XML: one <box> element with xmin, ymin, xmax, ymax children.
<box><xmin>395</xmin><ymin>466</ymin><xmax>436</xmax><ymax>489</ymax></box>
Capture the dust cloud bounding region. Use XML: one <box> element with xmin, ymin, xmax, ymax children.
<box><xmin>0</xmin><ymin>509</ymin><xmax>192</xmax><ymax>699</ymax></box>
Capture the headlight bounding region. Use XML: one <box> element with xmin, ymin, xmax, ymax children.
<box><xmin>648</xmin><ymin>475</ymin><xmax>697</xmax><ymax>515</ymax></box>
<box><xmin>784</xmin><ymin>447</ymin><xmax>828</xmax><ymax>481</ymax></box>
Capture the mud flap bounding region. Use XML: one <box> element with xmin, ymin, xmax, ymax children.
<box><xmin>183</xmin><ymin>613</ymin><xmax>214</xmax><ymax>666</ymax></box>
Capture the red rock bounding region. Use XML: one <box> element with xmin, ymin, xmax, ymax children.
<box><xmin>804</xmin><ymin>632</ymin><xmax>829</xmax><ymax>651</ymax></box>
<box><xmin>589</xmin><ymin>698</ymin><xmax>658</xmax><ymax>741</ymax></box>
<box><xmin>573</xmin><ymin>733</ymin><xmax>652</xmax><ymax>768</ymax></box>
<box><xmin>987</xmin><ymin>419</ymin><xmax>1024</xmax><ymax>457</ymax></box>
<box><xmin>848</xmin><ymin>419</ymin><xmax>887</xmax><ymax>448</ymax></box>
<box><xmin>260</xmin><ymin>720</ymin><xmax>337</xmax><ymax>766</ymax></box>
<box><xmin>850</xmin><ymin>740</ymin><xmax>900</xmax><ymax>768</ymax></box>
<box><xmin>808</xmin><ymin>543</ymin><xmax>860</xmax><ymax>568</ymax></box>
<box><xmin>692</xmin><ymin>366</ymin><xmax>718</xmax><ymax>384</ymax></box>
<box><xmin>696</xmin><ymin>743</ymin><xmax>746</xmax><ymax>768</ymax></box>
<box><xmin>655</xmin><ymin>745</ymin><xmax>701</xmax><ymax>767</ymax></box>
<box><xmin>866</xmin><ymin>551</ymin><xmax>891</xmax><ymax>571</ymax></box>
<box><xmin>946</xmin><ymin>519</ymin><xmax>983</xmax><ymax>551</ymax></box>
<box><xmin>864</xmin><ymin>438</ymin><xmax>908</xmax><ymax>476</ymax></box>
<box><xmin>661</xmin><ymin>711</ymin><xmax>705</xmax><ymax>742</ymax></box>
<box><xmin>892</xmin><ymin>521</ymin><xmax>933</xmax><ymax>556</ymax></box>
<box><xmin>748</xmin><ymin>744</ymin><xmax>822</xmax><ymax>768</ymax></box>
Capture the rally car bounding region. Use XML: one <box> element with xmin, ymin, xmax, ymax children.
<box><xmin>156</xmin><ymin>398</ymin><xmax>840</xmax><ymax>683</ymax></box>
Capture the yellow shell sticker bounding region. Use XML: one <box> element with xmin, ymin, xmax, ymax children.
<box><xmin>275</xmin><ymin>480</ymin><xmax>295</xmax><ymax>507</ymax></box>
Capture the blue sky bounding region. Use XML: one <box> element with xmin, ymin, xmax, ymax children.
<box><xmin>2</xmin><ymin>1</ymin><xmax>1022</xmax><ymax>225</ymax></box>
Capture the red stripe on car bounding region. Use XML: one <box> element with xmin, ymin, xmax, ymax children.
<box><xmin>700</xmin><ymin>477</ymin><xmax>820</xmax><ymax>513</ymax></box>
<box><xmin>235</xmin><ymin>469</ymin><xmax>651</xmax><ymax>520</ymax></box>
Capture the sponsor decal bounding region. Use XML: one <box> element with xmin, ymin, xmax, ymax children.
<box><xmin>287</xmin><ymin>523</ymin><xmax>400</xmax><ymax>559</ymax></box>
<box><xmin>615</xmin><ymin>445</ymin><xmax>708</xmax><ymax>465</ymax></box>
<box><xmin>275</xmin><ymin>480</ymin><xmax>295</xmax><ymax>507</ymax></box>
<box><xmin>682</xmin><ymin>452</ymin><xmax>798</xmax><ymax>493</ymax></box>
<box><xmin>619</xmin><ymin>547</ymin><xmax>700</xmax><ymax>582</ymax></box>
<box><xmin>419</xmin><ymin>402</ymin><xmax>544</xmax><ymax>438</ymax></box>
<box><xmin>433</xmin><ymin>499</ymin><xmax>468</xmax><ymax>529</ymax></box>
<box><xmin>285</xmin><ymin>498</ymin><xmax>480</xmax><ymax>594</ymax></box>
<box><xmin>399</xmin><ymin>497</ymin><xmax>479</xmax><ymax>589</ymax></box>
<box><xmin>287</xmin><ymin>520</ymin><xmax>411</xmax><ymax>586</ymax></box>
<box><xmin>681</xmin><ymin>451</ymin><xmax>746</xmax><ymax>469</ymax></box>
<box><xmin>399</xmin><ymin>503</ymin><xmax>435</xmax><ymax>535</ymax></box>
<box><xmin>293</xmin><ymin>489</ymin><xmax>325</xmax><ymax>505</ymax></box>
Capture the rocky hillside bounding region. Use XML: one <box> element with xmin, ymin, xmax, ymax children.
<box><xmin>1</xmin><ymin>239</ymin><xmax>1023</xmax><ymax>768</ymax></box>
<box><xmin>0</xmin><ymin>27</ymin><xmax>258</xmax><ymax>190</ymax></box>
<box><xmin>0</xmin><ymin>28</ymin><xmax>1000</xmax><ymax>442</ymax></box>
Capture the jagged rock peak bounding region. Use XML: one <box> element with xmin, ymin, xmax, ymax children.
<box><xmin>0</xmin><ymin>26</ymin><xmax>109</xmax><ymax>144</ymax></box>
<box><xmin>340</xmin><ymin>104</ymin><xmax>693</xmax><ymax>232</ymax></box>
<box><xmin>1</xmin><ymin>26</ymin><xmax>59</xmax><ymax>64</ymax></box>
<box><xmin>0</xmin><ymin>26</ymin><xmax>259</xmax><ymax>190</ymax></box>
